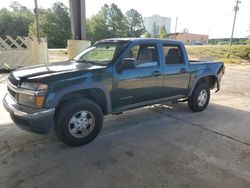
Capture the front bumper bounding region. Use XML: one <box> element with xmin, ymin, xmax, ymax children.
<box><xmin>3</xmin><ymin>93</ymin><xmax>55</xmax><ymax>134</ymax></box>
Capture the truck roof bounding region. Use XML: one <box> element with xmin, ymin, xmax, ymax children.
<box><xmin>97</xmin><ymin>38</ymin><xmax>184</xmax><ymax>45</ymax></box>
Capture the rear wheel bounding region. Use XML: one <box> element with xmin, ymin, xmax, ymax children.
<box><xmin>188</xmin><ymin>83</ymin><xmax>210</xmax><ymax>112</ymax></box>
<box><xmin>55</xmin><ymin>98</ymin><xmax>103</xmax><ymax>146</ymax></box>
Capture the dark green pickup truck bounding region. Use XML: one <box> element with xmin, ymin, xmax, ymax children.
<box><xmin>3</xmin><ymin>38</ymin><xmax>225</xmax><ymax>146</ymax></box>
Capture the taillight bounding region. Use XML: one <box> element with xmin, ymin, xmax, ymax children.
<box><xmin>222</xmin><ymin>65</ymin><xmax>225</xmax><ymax>75</ymax></box>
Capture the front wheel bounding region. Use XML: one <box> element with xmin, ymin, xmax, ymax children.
<box><xmin>55</xmin><ymin>98</ymin><xmax>103</xmax><ymax>146</ymax></box>
<box><xmin>188</xmin><ymin>83</ymin><xmax>210</xmax><ymax>112</ymax></box>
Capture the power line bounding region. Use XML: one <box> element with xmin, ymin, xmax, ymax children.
<box><xmin>230</xmin><ymin>0</ymin><xmax>241</xmax><ymax>46</ymax></box>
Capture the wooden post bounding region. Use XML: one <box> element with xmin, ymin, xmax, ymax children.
<box><xmin>34</xmin><ymin>0</ymin><xmax>41</xmax><ymax>43</ymax></box>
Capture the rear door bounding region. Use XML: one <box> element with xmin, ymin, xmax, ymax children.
<box><xmin>112</xmin><ymin>41</ymin><xmax>164</xmax><ymax>110</ymax></box>
<box><xmin>162</xmin><ymin>43</ymin><xmax>190</xmax><ymax>97</ymax></box>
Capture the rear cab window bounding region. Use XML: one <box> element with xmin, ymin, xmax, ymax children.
<box><xmin>163</xmin><ymin>44</ymin><xmax>184</xmax><ymax>65</ymax></box>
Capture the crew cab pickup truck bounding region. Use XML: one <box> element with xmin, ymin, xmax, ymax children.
<box><xmin>3</xmin><ymin>38</ymin><xmax>225</xmax><ymax>146</ymax></box>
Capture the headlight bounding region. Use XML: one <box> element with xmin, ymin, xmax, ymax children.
<box><xmin>18</xmin><ymin>82</ymin><xmax>48</xmax><ymax>108</ymax></box>
<box><xmin>20</xmin><ymin>82</ymin><xmax>48</xmax><ymax>90</ymax></box>
<box><xmin>18</xmin><ymin>94</ymin><xmax>37</xmax><ymax>107</ymax></box>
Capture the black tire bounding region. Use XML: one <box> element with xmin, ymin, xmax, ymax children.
<box><xmin>188</xmin><ymin>83</ymin><xmax>210</xmax><ymax>112</ymax></box>
<box><xmin>55</xmin><ymin>98</ymin><xmax>103</xmax><ymax>146</ymax></box>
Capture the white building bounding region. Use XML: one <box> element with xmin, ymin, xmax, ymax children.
<box><xmin>144</xmin><ymin>15</ymin><xmax>171</xmax><ymax>35</ymax></box>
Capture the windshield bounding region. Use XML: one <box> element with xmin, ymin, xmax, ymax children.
<box><xmin>74</xmin><ymin>41</ymin><xmax>128</xmax><ymax>66</ymax></box>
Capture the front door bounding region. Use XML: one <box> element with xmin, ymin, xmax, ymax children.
<box><xmin>112</xmin><ymin>42</ymin><xmax>163</xmax><ymax>110</ymax></box>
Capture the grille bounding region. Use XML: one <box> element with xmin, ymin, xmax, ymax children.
<box><xmin>8</xmin><ymin>86</ymin><xmax>16</xmax><ymax>99</ymax></box>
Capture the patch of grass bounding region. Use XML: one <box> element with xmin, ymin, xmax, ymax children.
<box><xmin>217</xmin><ymin>58</ymin><xmax>243</xmax><ymax>64</ymax></box>
<box><xmin>186</xmin><ymin>45</ymin><xmax>250</xmax><ymax>63</ymax></box>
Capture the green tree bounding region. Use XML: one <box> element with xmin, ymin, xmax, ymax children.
<box><xmin>87</xmin><ymin>4</ymin><xmax>112</xmax><ymax>42</ymax></box>
<box><xmin>0</xmin><ymin>8</ymin><xmax>13</xmax><ymax>36</ymax></box>
<box><xmin>0</xmin><ymin>1</ymin><xmax>33</xmax><ymax>37</ymax></box>
<box><xmin>87</xmin><ymin>3</ymin><xmax>128</xmax><ymax>43</ymax></box>
<box><xmin>41</xmin><ymin>2</ymin><xmax>71</xmax><ymax>48</ymax></box>
<box><xmin>126</xmin><ymin>9</ymin><xmax>145</xmax><ymax>37</ymax></box>
<box><xmin>107</xmin><ymin>4</ymin><xmax>128</xmax><ymax>37</ymax></box>
<box><xmin>159</xmin><ymin>26</ymin><xmax>168</xmax><ymax>39</ymax></box>
<box><xmin>10</xmin><ymin>1</ymin><xmax>22</xmax><ymax>11</ymax></box>
<box><xmin>29</xmin><ymin>2</ymin><xmax>71</xmax><ymax>48</ymax></box>
<box><xmin>87</xmin><ymin>7</ymin><xmax>110</xmax><ymax>42</ymax></box>
<box><xmin>143</xmin><ymin>32</ymin><xmax>151</xmax><ymax>38</ymax></box>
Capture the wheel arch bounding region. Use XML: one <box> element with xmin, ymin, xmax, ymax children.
<box><xmin>188</xmin><ymin>74</ymin><xmax>219</xmax><ymax>97</ymax></box>
<box><xmin>48</xmin><ymin>84</ymin><xmax>111</xmax><ymax>115</ymax></box>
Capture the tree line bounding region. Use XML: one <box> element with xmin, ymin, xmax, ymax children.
<box><xmin>1</xmin><ymin>1</ymin><xmax>249</xmax><ymax>48</ymax></box>
<box><xmin>0</xmin><ymin>1</ymin><xmax>71</xmax><ymax>48</ymax></box>
<box><xmin>0</xmin><ymin>1</ymin><xmax>170</xmax><ymax>48</ymax></box>
<box><xmin>87</xmin><ymin>4</ymin><xmax>144</xmax><ymax>42</ymax></box>
<box><xmin>208</xmin><ymin>38</ymin><xmax>249</xmax><ymax>45</ymax></box>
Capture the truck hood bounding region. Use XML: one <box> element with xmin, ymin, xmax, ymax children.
<box><xmin>9</xmin><ymin>61</ymin><xmax>105</xmax><ymax>85</ymax></box>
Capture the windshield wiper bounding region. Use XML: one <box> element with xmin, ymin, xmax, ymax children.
<box><xmin>76</xmin><ymin>59</ymin><xmax>107</xmax><ymax>66</ymax></box>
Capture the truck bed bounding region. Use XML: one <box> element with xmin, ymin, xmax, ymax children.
<box><xmin>189</xmin><ymin>60</ymin><xmax>224</xmax><ymax>73</ymax></box>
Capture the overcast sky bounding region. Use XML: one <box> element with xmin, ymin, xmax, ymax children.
<box><xmin>0</xmin><ymin>0</ymin><xmax>249</xmax><ymax>39</ymax></box>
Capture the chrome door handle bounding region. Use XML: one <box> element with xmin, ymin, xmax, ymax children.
<box><xmin>152</xmin><ymin>71</ymin><xmax>161</xmax><ymax>76</ymax></box>
<box><xmin>179</xmin><ymin>68</ymin><xmax>187</xmax><ymax>73</ymax></box>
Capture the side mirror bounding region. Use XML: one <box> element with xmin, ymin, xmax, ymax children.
<box><xmin>117</xmin><ymin>58</ymin><xmax>136</xmax><ymax>72</ymax></box>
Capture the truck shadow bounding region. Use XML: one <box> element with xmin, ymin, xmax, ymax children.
<box><xmin>103</xmin><ymin>102</ymin><xmax>250</xmax><ymax>144</ymax></box>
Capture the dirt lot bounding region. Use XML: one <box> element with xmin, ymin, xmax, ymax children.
<box><xmin>0</xmin><ymin>64</ymin><xmax>250</xmax><ymax>188</ymax></box>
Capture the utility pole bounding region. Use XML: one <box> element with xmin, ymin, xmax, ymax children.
<box><xmin>34</xmin><ymin>0</ymin><xmax>41</xmax><ymax>42</ymax></box>
<box><xmin>230</xmin><ymin>0</ymin><xmax>241</xmax><ymax>46</ymax></box>
<box><xmin>175</xmin><ymin>17</ymin><xmax>178</xmax><ymax>33</ymax></box>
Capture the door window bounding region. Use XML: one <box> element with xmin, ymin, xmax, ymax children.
<box><xmin>125</xmin><ymin>44</ymin><xmax>159</xmax><ymax>68</ymax></box>
<box><xmin>163</xmin><ymin>45</ymin><xmax>184</xmax><ymax>64</ymax></box>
